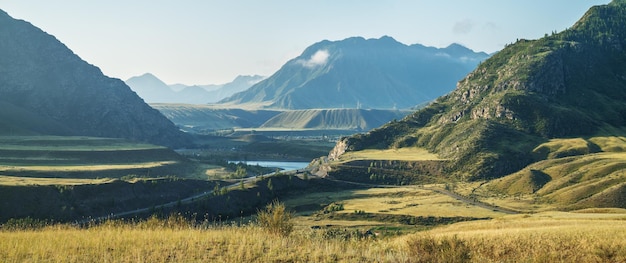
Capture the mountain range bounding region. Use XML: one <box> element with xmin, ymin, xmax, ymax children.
<box><xmin>219</xmin><ymin>36</ymin><xmax>490</xmax><ymax>109</ymax></box>
<box><xmin>0</xmin><ymin>10</ymin><xmax>190</xmax><ymax>148</ymax></box>
<box><xmin>152</xmin><ymin>104</ymin><xmax>409</xmax><ymax>133</ymax></box>
<box><xmin>331</xmin><ymin>0</ymin><xmax>626</xmax><ymax>188</ymax></box>
<box><xmin>125</xmin><ymin>73</ymin><xmax>264</xmax><ymax>104</ymax></box>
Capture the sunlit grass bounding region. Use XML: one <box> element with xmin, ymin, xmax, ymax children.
<box><xmin>335</xmin><ymin>187</ymin><xmax>504</xmax><ymax>218</ymax></box>
<box><xmin>0</xmin><ymin>223</ymin><xmax>406</xmax><ymax>263</ymax></box>
<box><xmin>0</xmin><ymin>175</ymin><xmax>114</xmax><ymax>186</ymax></box>
<box><xmin>2</xmin><ymin>212</ymin><xmax>625</xmax><ymax>262</ymax></box>
<box><xmin>0</xmin><ymin>161</ymin><xmax>178</xmax><ymax>173</ymax></box>
<box><xmin>284</xmin><ymin>186</ymin><xmax>506</xmax><ymax>231</ymax></box>
<box><xmin>338</xmin><ymin>147</ymin><xmax>443</xmax><ymax>162</ymax></box>
<box><xmin>402</xmin><ymin>213</ymin><xmax>626</xmax><ymax>262</ymax></box>
<box><xmin>0</xmin><ymin>136</ymin><xmax>164</xmax><ymax>151</ymax></box>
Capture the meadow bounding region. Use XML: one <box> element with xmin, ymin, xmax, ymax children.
<box><xmin>337</xmin><ymin>147</ymin><xmax>443</xmax><ymax>163</ymax></box>
<box><xmin>1</xmin><ymin>210</ymin><xmax>624</xmax><ymax>262</ymax></box>
<box><xmin>0</xmin><ymin>136</ymin><xmax>191</xmax><ymax>180</ymax></box>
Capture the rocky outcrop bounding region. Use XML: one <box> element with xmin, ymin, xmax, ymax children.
<box><xmin>328</xmin><ymin>138</ymin><xmax>350</xmax><ymax>161</ymax></box>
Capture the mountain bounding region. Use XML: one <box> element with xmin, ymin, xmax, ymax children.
<box><xmin>125</xmin><ymin>73</ymin><xmax>178</xmax><ymax>103</ymax></box>
<box><xmin>330</xmin><ymin>0</ymin><xmax>626</xmax><ymax>182</ymax></box>
<box><xmin>152</xmin><ymin>104</ymin><xmax>408</xmax><ymax>133</ymax></box>
<box><xmin>219</xmin><ymin>36</ymin><xmax>489</xmax><ymax>109</ymax></box>
<box><xmin>0</xmin><ymin>10</ymin><xmax>190</xmax><ymax>148</ymax></box>
<box><xmin>260</xmin><ymin>109</ymin><xmax>409</xmax><ymax>131</ymax></box>
<box><xmin>151</xmin><ymin>104</ymin><xmax>280</xmax><ymax>133</ymax></box>
<box><xmin>208</xmin><ymin>75</ymin><xmax>265</xmax><ymax>102</ymax></box>
<box><xmin>125</xmin><ymin>74</ymin><xmax>264</xmax><ymax>104</ymax></box>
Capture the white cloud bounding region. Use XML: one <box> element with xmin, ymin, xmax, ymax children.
<box><xmin>297</xmin><ymin>49</ymin><xmax>330</xmax><ymax>68</ymax></box>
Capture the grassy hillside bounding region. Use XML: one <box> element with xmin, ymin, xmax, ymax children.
<box><xmin>476</xmin><ymin>136</ymin><xmax>626</xmax><ymax>211</ymax></box>
<box><xmin>331</xmin><ymin>0</ymin><xmax>626</xmax><ymax>181</ymax></box>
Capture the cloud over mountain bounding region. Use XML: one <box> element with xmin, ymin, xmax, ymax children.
<box><xmin>297</xmin><ymin>49</ymin><xmax>330</xmax><ymax>68</ymax></box>
<box><xmin>220</xmin><ymin>36</ymin><xmax>489</xmax><ymax>110</ymax></box>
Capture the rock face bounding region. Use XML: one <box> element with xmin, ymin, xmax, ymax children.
<box><xmin>333</xmin><ymin>0</ymin><xmax>626</xmax><ymax>180</ymax></box>
<box><xmin>328</xmin><ymin>138</ymin><xmax>349</xmax><ymax>161</ymax></box>
<box><xmin>0</xmin><ymin>10</ymin><xmax>191</xmax><ymax>148</ymax></box>
<box><xmin>220</xmin><ymin>36</ymin><xmax>489</xmax><ymax>109</ymax></box>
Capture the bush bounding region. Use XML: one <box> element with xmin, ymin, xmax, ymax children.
<box><xmin>322</xmin><ymin>202</ymin><xmax>344</xmax><ymax>214</ymax></box>
<box><xmin>256</xmin><ymin>200</ymin><xmax>293</xmax><ymax>237</ymax></box>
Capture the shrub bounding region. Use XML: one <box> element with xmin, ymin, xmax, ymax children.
<box><xmin>256</xmin><ymin>200</ymin><xmax>293</xmax><ymax>237</ymax></box>
<box><xmin>322</xmin><ymin>202</ymin><xmax>344</xmax><ymax>214</ymax></box>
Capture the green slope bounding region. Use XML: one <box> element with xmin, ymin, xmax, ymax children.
<box><xmin>332</xmin><ymin>0</ymin><xmax>626</xmax><ymax>181</ymax></box>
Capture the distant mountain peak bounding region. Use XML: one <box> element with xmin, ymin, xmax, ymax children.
<box><xmin>220</xmin><ymin>36</ymin><xmax>490</xmax><ymax>109</ymax></box>
<box><xmin>125</xmin><ymin>73</ymin><xmax>264</xmax><ymax>104</ymax></box>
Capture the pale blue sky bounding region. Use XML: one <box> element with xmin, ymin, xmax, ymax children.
<box><xmin>0</xmin><ymin>1</ymin><xmax>610</xmax><ymax>85</ymax></box>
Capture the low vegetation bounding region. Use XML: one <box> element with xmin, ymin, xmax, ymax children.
<box><xmin>1</xmin><ymin>210</ymin><xmax>624</xmax><ymax>262</ymax></box>
<box><xmin>337</xmin><ymin>147</ymin><xmax>443</xmax><ymax>163</ymax></box>
<box><xmin>0</xmin><ymin>136</ymin><xmax>192</xmax><ymax>179</ymax></box>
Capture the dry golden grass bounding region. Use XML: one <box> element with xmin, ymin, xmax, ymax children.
<box><xmin>338</xmin><ymin>147</ymin><xmax>443</xmax><ymax>163</ymax></box>
<box><xmin>284</xmin><ymin>186</ymin><xmax>506</xmax><ymax>230</ymax></box>
<box><xmin>0</xmin><ymin>223</ymin><xmax>407</xmax><ymax>263</ymax></box>
<box><xmin>0</xmin><ymin>161</ymin><xmax>178</xmax><ymax>173</ymax></box>
<box><xmin>0</xmin><ymin>136</ymin><xmax>164</xmax><ymax>151</ymax></box>
<box><xmin>0</xmin><ymin>176</ymin><xmax>114</xmax><ymax>186</ymax></box>
<box><xmin>2</xmin><ymin>212</ymin><xmax>625</xmax><ymax>262</ymax></box>
<box><xmin>334</xmin><ymin>187</ymin><xmax>504</xmax><ymax>218</ymax></box>
<box><xmin>402</xmin><ymin>212</ymin><xmax>626</xmax><ymax>262</ymax></box>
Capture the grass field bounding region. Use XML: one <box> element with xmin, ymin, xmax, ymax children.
<box><xmin>1</xmin><ymin>211</ymin><xmax>624</xmax><ymax>262</ymax></box>
<box><xmin>0</xmin><ymin>161</ymin><xmax>178</xmax><ymax>173</ymax></box>
<box><xmin>0</xmin><ymin>136</ymin><xmax>192</xmax><ymax>181</ymax></box>
<box><xmin>0</xmin><ymin>176</ymin><xmax>114</xmax><ymax>186</ymax></box>
<box><xmin>0</xmin><ymin>136</ymin><xmax>165</xmax><ymax>151</ymax></box>
<box><xmin>283</xmin><ymin>186</ymin><xmax>506</xmax><ymax>231</ymax></box>
<box><xmin>337</xmin><ymin>147</ymin><xmax>443</xmax><ymax>163</ymax></box>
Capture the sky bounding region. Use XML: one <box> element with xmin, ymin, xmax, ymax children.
<box><xmin>0</xmin><ymin>0</ymin><xmax>611</xmax><ymax>85</ymax></box>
